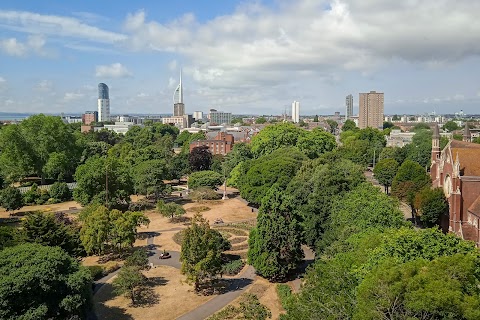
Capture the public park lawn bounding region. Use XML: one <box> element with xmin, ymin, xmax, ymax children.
<box><xmin>93</xmin><ymin>266</ymin><xmax>214</xmax><ymax>320</ymax></box>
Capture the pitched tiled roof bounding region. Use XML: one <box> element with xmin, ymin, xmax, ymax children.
<box><xmin>468</xmin><ymin>195</ymin><xmax>480</xmax><ymax>216</ymax></box>
<box><xmin>450</xmin><ymin>140</ymin><xmax>480</xmax><ymax>176</ymax></box>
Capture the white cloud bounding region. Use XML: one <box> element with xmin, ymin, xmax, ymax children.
<box><xmin>0</xmin><ymin>76</ymin><xmax>6</xmax><ymax>85</ymax></box>
<box><xmin>122</xmin><ymin>0</ymin><xmax>480</xmax><ymax>101</ymax></box>
<box><xmin>0</xmin><ymin>10</ymin><xmax>126</xmax><ymax>44</ymax></box>
<box><xmin>63</xmin><ymin>92</ymin><xmax>85</xmax><ymax>101</ymax></box>
<box><xmin>0</xmin><ymin>34</ymin><xmax>47</xmax><ymax>57</ymax></box>
<box><xmin>95</xmin><ymin>63</ymin><xmax>132</xmax><ymax>78</ymax></box>
<box><xmin>137</xmin><ymin>92</ymin><xmax>149</xmax><ymax>98</ymax></box>
<box><xmin>34</xmin><ymin>80</ymin><xmax>53</xmax><ymax>92</ymax></box>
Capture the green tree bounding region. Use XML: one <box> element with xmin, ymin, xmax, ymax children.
<box><xmin>73</xmin><ymin>155</ymin><xmax>133</xmax><ymax>207</ymax></box>
<box><xmin>22</xmin><ymin>212</ymin><xmax>84</xmax><ymax>257</ymax></box>
<box><xmin>0</xmin><ymin>226</ymin><xmax>18</xmax><ymax>250</ymax></box>
<box><xmin>250</xmin><ymin>123</ymin><xmax>306</xmax><ymax>157</ymax></box>
<box><xmin>108</xmin><ymin>209</ymin><xmax>150</xmax><ymax>252</ymax></box>
<box><xmin>391</xmin><ymin>160</ymin><xmax>431</xmax><ymax>220</ymax></box>
<box><xmin>222</xmin><ymin>143</ymin><xmax>253</xmax><ymax>177</ymax></box>
<box><xmin>231</xmin><ymin>117</ymin><xmax>244</xmax><ymax>125</ymax></box>
<box><xmin>443</xmin><ymin>120</ymin><xmax>460</xmax><ymax>132</ymax></box>
<box><xmin>248</xmin><ymin>185</ymin><xmax>304</xmax><ymax>281</ymax></box>
<box><xmin>0</xmin><ymin>115</ymin><xmax>79</xmax><ymax>183</ymax></box>
<box><xmin>296</xmin><ymin>128</ymin><xmax>336</xmax><ymax>159</ymax></box>
<box><xmin>189</xmin><ymin>145</ymin><xmax>213</xmax><ymax>171</ymax></box>
<box><xmin>49</xmin><ymin>181</ymin><xmax>72</xmax><ymax>201</ymax></box>
<box><xmin>355</xmin><ymin>254</ymin><xmax>480</xmax><ymax>320</ymax></box>
<box><xmin>80</xmin><ymin>205</ymin><xmax>110</xmax><ymax>255</ymax></box>
<box><xmin>326</xmin><ymin>119</ymin><xmax>338</xmax><ymax>134</ymax></box>
<box><xmin>125</xmin><ymin>249</ymin><xmax>150</xmax><ymax>270</ymax></box>
<box><xmin>342</xmin><ymin>119</ymin><xmax>357</xmax><ymax>131</ymax></box>
<box><xmin>373</xmin><ymin>158</ymin><xmax>399</xmax><ymax>194</ymax></box>
<box><xmin>157</xmin><ymin>200</ymin><xmax>186</xmax><ymax>220</ymax></box>
<box><xmin>412</xmin><ymin>122</ymin><xmax>431</xmax><ymax>131</ymax></box>
<box><xmin>383</xmin><ymin>121</ymin><xmax>394</xmax><ymax>129</ymax></box>
<box><xmin>188</xmin><ymin>170</ymin><xmax>223</xmax><ymax>190</ymax></box>
<box><xmin>0</xmin><ymin>243</ymin><xmax>92</xmax><ymax>319</ymax></box>
<box><xmin>113</xmin><ymin>266</ymin><xmax>147</xmax><ymax>305</ymax></box>
<box><xmin>313</xmin><ymin>115</ymin><xmax>319</xmax><ymax>122</ymax></box>
<box><xmin>211</xmin><ymin>154</ymin><xmax>224</xmax><ymax>175</ymax></box>
<box><xmin>181</xmin><ymin>213</ymin><xmax>225</xmax><ymax>292</ymax></box>
<box><xmin>132</xmin><ymin>159</ymin><xmax>169</xmax><ymax>200</ymax></box>
<box><xmin>255</xmin><ymin>117</ymin><xmax>267</xmax><ymax>124</ymax></box>
<box><xmin>208</xmin><ymin>293</ymin><xmax>272</xmax><ymax>320</ymax></box>
<box><xmin>414</xmin><ymin>187</ymin><xmax>448</xmax><ymax>227</ymax></box>
<box><xmin>0</xmin><ymin>186</ymin><xmax>23</xmax><ymax>213</ymax></box>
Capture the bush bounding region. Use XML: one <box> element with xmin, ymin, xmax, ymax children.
<box><xmin>128</xmin><ymin>200</ymin><xmax>155</xmax><ymax>211</ymax></box>
<box><xmin>103</xmin><ymin>261</ymin><xmax>121</xmax><ymax>274</ymax></box>
<box><xmin>222</xmin><ymin>259</ymin><xmax>244</xmax><ymax>275</ymax></box>
<box><xmin>49</xmin><ymin>182</ymin><xmax>72</xmax><ymax>202</ymax></box>
<box><xmin>87</xmin><ymin>265</ymin><xmax>105</xmax><ymax>280</ymax></box>
<box><xmin>277</xmin><ymin>284</ymin><xmax>293</xmax><ymax>309</ymax></box>
<box><xmin>189</xmin><ymin>187</ymin><xmax>220</xmax><ymax>202</ymax></box>
<box><xmin>188</xmin><ymin>170</ymin><xmax>223</xmax><ymax>189</ymax></box>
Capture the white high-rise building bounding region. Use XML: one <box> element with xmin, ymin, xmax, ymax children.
<box><xmin>291</xmin><ymin>101</ymin><xmax>300</xmax><ymax>123</ymax></box>
<box><xmin>345</xmin><ymin>94</ymin><xmax>353</xmax><ymax>119</ymax></box>
<box><xmin>193</xmin><ymin>111</ymin><xmax>203</xmax><ymax>121</ymax></box>
<box><xmin>173</xmin><ymin>70</ymin><xmax>185</xmax><ymax>116</ymax></box>
<box><xmin>97</xmin><ymin>83</ymin><xmax>110</xmax><ymax>122</ymax></box>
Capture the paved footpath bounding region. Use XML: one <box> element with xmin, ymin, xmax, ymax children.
<box><xmin>177</xmin><ymin>266</ymin><xmax>256</xmax><ymax>320</ymax></box>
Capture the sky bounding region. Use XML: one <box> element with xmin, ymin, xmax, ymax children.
<box><xmin>0</xmin><ymin>0</ymin><xmax>479</xmax><ymax>116</ymax></box>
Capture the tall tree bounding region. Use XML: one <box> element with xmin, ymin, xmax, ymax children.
<box><xmin>391</xmin><ymin>160</ymin><xmax>431</xmax><ymax>220</ymax></box>
<box><xmin>326</xmin><ymin>119</ymin><xmax>338</xmax><ymax>134</ymax></box>
<box><xmin>132</xmin><ymin>159</ymin><xmax>169</xmax><ymax>200</ymax></box>
<box><xmin>181</xmin><ymin>213</ymin><xmax>225</xmax><ymax>292</ymax></box>
<box><xmin>296</xmin><ymin>128</ymin><xmax>336</xmax><ymax>159</ymax></box>
<box><xmin>113</xmin><ymin>266</ymin><xmax>147</xmax><ymax>305</ymax></box>
<box><xmin>250</xmin><ymin>123</ymin><xmax>306</xmax><ymax>157</ymax></box>
<box><xmin>156</xmin><ymin>200</ymin><xmax>186</xmax><ymax>220</ymax></box>
<box><xmin>188</xmin><ymin>170</ymin><xmax>223</xmax><ymax>190</ymax></box>
<box><xmin>73</xmin><ymin>155</ymin><xmax>133</xmax><ymax>207</ymax></box>
<box><xmin>373</xmin><ymin>158</ymin><xmax>399</xmax><ymax>194</ymax></box>
<box><xmin>342</xmin><ymin>119</ymin><xmax>357</xmax><ymax>131</ymax></box>
<box><xmin>0</xmin><ymin>243</ymin><xmax>92</xmax><ymax>319</ymax></box>
<box><xmin>189</xmin><ymin>145</ymin><xmax>213</xmax><ymax>171</ymax></box>
<box><xmin>248</xmin><ymin>185</ymin><xmax>304</xmax><ymax>281</ymax></box>
<box><xmin>414</xmin><ymin>187</ymin><xmax>448</xmax><ymax>227</ymax></box>
<box><xmin>443</xmin><ymin>120</ymin><xmax>460</xmax><ymax>132</ymax></box>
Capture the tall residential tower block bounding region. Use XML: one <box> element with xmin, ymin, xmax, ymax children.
<box><xmin>358</xmin><ymin>91</ymin><xmax>384</xmax><ymax>129</ymax></box>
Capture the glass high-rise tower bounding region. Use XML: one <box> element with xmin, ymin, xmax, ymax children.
<box><xmin>98</xmin><ymin>83</ymin><xmax>110</xmax><ymax>122</ymax></box>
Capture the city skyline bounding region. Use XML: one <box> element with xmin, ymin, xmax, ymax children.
<box><xmin>0</xmin><ymin>1</ymin><xmax>479</xmax><ymax>115</ymax></box>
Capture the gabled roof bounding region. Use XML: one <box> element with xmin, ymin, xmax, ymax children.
<box><xmin>450</xmin><ymin>140</ymin><xmax>480</xmax><ymax>176</ymax></box>
<box><xmin>468</xmin><ymin>195</ymin><xmax>480</xmax><ymax>216</ymax></box>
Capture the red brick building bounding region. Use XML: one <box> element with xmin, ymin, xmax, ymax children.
<box><xmin>82</xmin><ymin>111</ymin><xmax>98</xmax><ymax>125</ymax></box>
<box><xmin>430</xmin><ymin>124</ymin><xmax>480</xmax><ymax>245</ymax></box>
<box><xmin>189</xmin><ymin>132</ymin><xmax>234</xmax><ymax>155</ymax></box>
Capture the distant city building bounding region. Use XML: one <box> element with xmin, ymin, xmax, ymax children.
<box><xmin>62</xmin><ymin>115</ymin><xmax>82</xmax><ymax>124</ymax></box>
<box><xmin>190</xmin><ymin>132</ymin><xmax>234</xmax><ymax>155</ymax></box>
<box><xmin>209</xmin><ymin>109</ymin><xmax>232</xmax><ymax>125</ymax></box>
<box><xmin>358</xmin><ymin>91</ymin><xmax>384</xmax><ymax>129</ymax></box>
<box><xmin>193</xmin><ymin>111</ymin><xmax>203</xmax><ymax>121</ymax></box>
<box><xmin>102</xmin><ymin>122</ymin><xmax>139</xmax><ymax>134</ymax></box>
<box><xmin>334</xmin><ymin>111</ymin><xmax>341</xmax><ymax>120</ymax></box>
<box><xmin>345</xmin><ymin>94</ymin><xmax>353</xmax><ymax>119</ymax></box>
<box><xmin>97</xmin><ymin>83</ymin><xmax>110</xmax><ymax>122</ymax></box>
<box><xmin>82</xmin><ymin>111</ymin><xmax>98</xmax><ymax>125</ymax></box>
<box><xmin>162</xmin><ymin>114</ymin><xmax>193</xmax><ymax>129</ymax></box>
<box><xmin>173</xmin><ymin>70</ymin><xmax>185</xmax><ymax>116</ymax></box>
<box><xmin>291</xmin><ymin>101</ymin><xmax>300</xmax><ymax>123</ymax></box>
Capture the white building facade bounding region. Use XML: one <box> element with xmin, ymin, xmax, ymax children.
<box><xmin>292</xmin><ymin>101</ymin><xmax>300</xmax><ymax>123</ymax></box>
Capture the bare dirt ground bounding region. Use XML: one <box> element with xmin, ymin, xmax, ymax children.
<box><xmin>93</xmin><ymin>266</ymin><xmax>214</xmax><ymax>320</ymax></box>
<box><xmin>0</xmin><ymin>200</ymin><xmax>82</xmax><ymax>218</ymax></box>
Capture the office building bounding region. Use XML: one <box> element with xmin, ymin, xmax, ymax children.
<box><xmin>193</xmin><ymin>111</ymin><xmax>203</xmax><ymax>121</ymax></box>
<box><xmin>345</xmin><ymin>94</ymin><xmax>353</xmax><ymax>119</ymax></box>
<box><xmin>97</xmin><ymin>83</ymin><xmax>110</xmax><ymax>122</ymax></box>
<box><xmin>82</xmin><ymin>111</ymin><xmax>98</xmax><ymax>125</ymax></box>
<box><xmin>173</xmin><ymin>70</ymin><xmax>185</xmax><ymax>116</ymax></box>
<box><xmin>292</xmin><ymin>101</ymin><xmax>300</xmax><ymax>123</ymax></box>
<box><xmin>209</xmin><ymin>109</ymin><xmax>232</xmax><ymax>125</ymax></box>
<box><xmin>358</xmin><ymin>91</ymin><xmax>384</xmax><ymax>129</ymax></box>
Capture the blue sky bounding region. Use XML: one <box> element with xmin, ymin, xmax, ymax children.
<box><xmin>0</xmin><ymin>0</ymin><xmax>479</xmax><ymax>116</ymax></box>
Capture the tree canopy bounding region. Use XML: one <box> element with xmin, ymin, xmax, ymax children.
<box><xmin>0</xmin><ymin>243</ymin><xmax>92</xmax><ymax>320</ymax></box>
<box><xmin>188</xmin><ymin>170</ymin><xmax>223</xmax><ymax>190</ymax></box>
<box><xmin>373</xmin><ymin>158</ymin><xmax>399</xmax><ymax>194</ymax></box>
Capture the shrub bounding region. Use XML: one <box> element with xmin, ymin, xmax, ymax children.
<box><xmin>103</xmin><ymin>261</ymin><xmax>121</xmax><ymax>274</ymax></box>
<box><xmin>222</xmin><ymin>259</ymin><xmax>244</xmax><ymax>275</ymax></box>
<box><xmin>277</xmin><ymin>284</ymin><xmax>293</xmax><ymax>309</ymax></box>
<box><xmin>87</xmin><ymin>265</ymin><xmax>105</xmax><ymax>280</ymax></box>
<box><xmin>128</xmin><ymin>200</ymin><xmax>155</xmax><ymax>211</ymax></box>
<box><xmin>49</xmin><ymin>182</ymin><xmax>72</xmax><ymax>202</ymax></box>
<box><xmin>189</xmin><ymin>187</ymin><xmax>220</xmax><ymax>202</ymax></box>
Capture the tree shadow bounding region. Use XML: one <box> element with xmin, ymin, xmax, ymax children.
<box><xmin>131</xmin><ymin>276</ymin><xmax>168</xmax><ymax>307</ymax></box>
<box><xmin>137</xmin><ymin>231</ymin><xmax>160</xmax><ymax>240</ymax></box>
<box><xmin>201</xmin><ymin>277</ymin><xmax>253</xmax><ymax>295</ymax></box>
<box><xmin>92</xmin><ymin>283</ymin><xmax>134</xmax><ymax>320</ymax></box>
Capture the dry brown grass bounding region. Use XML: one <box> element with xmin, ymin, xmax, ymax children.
<box><xmin>93</xmin><ymin>266</ymin><xmax>214</xmax><ymax>320</ymax></box>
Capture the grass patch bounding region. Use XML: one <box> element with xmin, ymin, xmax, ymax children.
<box><xmin>230</xmin><ymin>237</ymin><xmax>247</xmax><ymax>244</ymax></box>
<box><xmin>173</xmin><ymin>230</ymin><xmax>185</xmax><ymax>246</ymax></box>
<box><xmin>186</xmin><ymin>206</ymin><xmax>211</xmax><ymax>213</ymax></box>
<box><xmin>277</xmin><ymin>284</ymin><xmax>293</xmax><ymax>309</ymax></box>
<box><xmin>214</xmin><ymin>227</ymin><xmax>248</xmax><ymax>236</ymax></box>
